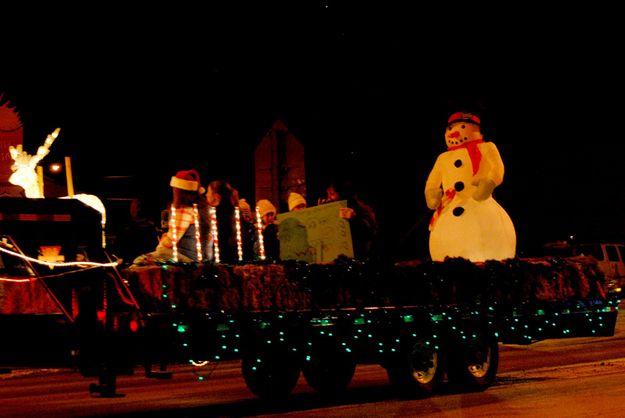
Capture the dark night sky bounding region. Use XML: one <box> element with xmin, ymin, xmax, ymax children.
<box><xmin>1</xmin><ymin>4</ymin><xmax>624</xmax><ymax>259</ymax></box>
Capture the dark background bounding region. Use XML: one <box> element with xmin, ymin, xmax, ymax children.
<box><xmin>1</xmin><ymin>3</ymin><xmax>623</xmax><ymax>260</ymax></box>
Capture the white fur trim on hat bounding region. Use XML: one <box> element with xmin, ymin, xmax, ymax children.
<box><xmin>170</xmin><ymin>170</ymin><xmax>201</xmax><ymax>192</ymax></box>
<box><xmin>288</xmin><ymin>192</ymin><xmax>306</xmax><ymax>211</ymax></box>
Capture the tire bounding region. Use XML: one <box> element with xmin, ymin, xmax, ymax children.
<box><xmin>241</xmin><ymin>345</ymin><xmax>300</xmax><ymax>399</ymax></box>
<box><xmin>386</xmin><ymin>337</ymin><xmax>445</xmax><ymax>397</ymax></box>
<box><xmin>301</xmin><ymin>341</ymin><xmax>356</xmax><ymax>395</ymax></box>
<box><xmin>446</xmin><ymin>328</ymin><xmax>499</xmax><ymax>392</ymax></box>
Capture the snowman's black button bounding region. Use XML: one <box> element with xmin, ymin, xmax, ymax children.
<box><xmin>454</xmin><ymin>181</ymin><xmax>464</xmax><ymax>191</ymax></box>
<box><xmin>454</xmin><ymin>159</ymin><xmax>462</xmax><ymax>167</ymax></box>
<box><xmin>453</xmin><ymin>207</ymin><xmax>464</xmax><ymax>217</ymax></box>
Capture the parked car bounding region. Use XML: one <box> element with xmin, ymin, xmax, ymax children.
<box><xmin>576</xmin><ymin>243</ymin><xmax>625</xmax><ymax>294</ymax></box>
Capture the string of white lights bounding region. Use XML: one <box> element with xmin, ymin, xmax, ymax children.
<box><xmin>235</xmin><ymin>207</ymin><xmax>243</xmax><ymax>261</ymax></box>
<box><xmin>0</xmin><ymin>245</ymin><xmax>119</xmax><ymax>268</ymax></box>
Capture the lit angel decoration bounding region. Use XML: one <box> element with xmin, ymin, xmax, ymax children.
<box><xmin>9</xmin><ymin>127</ymin><xmax>60</xmax><ymax>198</ymax></box>
<box><xmin>7</xmin><ymin>127</ymin><xmax>107</xmax><ymax>247</ymax></box>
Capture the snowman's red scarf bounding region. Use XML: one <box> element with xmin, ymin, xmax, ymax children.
<box><xmin>447</xmin><ymin>139</ymin><xmax>484</xmax><ymax>175</ymax></box>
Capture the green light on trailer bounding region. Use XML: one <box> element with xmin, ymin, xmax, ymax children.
<box><xmin>403</xmin><ymin>315</ymin><xmax>414</xmax><ymax>323</ymax></box>
<box><xmin>216</xmin><ymin>324</ymin><xmax>230</xmax><ymax>332</ymax></box>
<box><xmin>354</xmin><ymin>318</ymin><xmax>365</xmax><ymax>325</ymax></box>
<box><xmin>177</xmin><ymin>325</ymin><xmax>188</xmax><ymax>333</ymax></box>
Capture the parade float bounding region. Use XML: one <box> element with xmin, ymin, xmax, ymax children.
<box><xmin>0</xmin><ymin>102</ymin><xmax>621</xmax><ymax>399</ymax></box>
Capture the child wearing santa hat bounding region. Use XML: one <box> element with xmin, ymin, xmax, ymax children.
<box><xmin>133</xmin><ymin>169</ymin><xmax>208</xmax><ymax>264</ymax></box>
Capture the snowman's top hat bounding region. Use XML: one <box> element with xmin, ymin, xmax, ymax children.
<box><xmin>447</xmin><ymin>112</ymin><xmax>481</xmax><ymax>126</ymax></box>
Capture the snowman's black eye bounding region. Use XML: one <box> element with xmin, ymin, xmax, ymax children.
<box><xmin>447</xmin><ymin>127</ymin><xmax>452</xmax><ymax>131</ymax></box>
<box><xmin>461</xmin><ymin>124</ymin><xmax>466</xmax><ymax>129</ymax></box>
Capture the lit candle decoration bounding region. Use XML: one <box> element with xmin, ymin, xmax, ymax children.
<box><xmin>255</xmin><ymin>206</ymin><xmax>266</xmax><ymax>261</ymax></box>
<box><xmin>37</xmin><ymin>166</ymin><xmax>44</xmax><ymax>197</ymax></box>
<box><xmin>193</xmin><ymin>203</ymin><xmax>202</xmax><ymax>262</ymax></box>
<box><xmin>170</xmin><ymin>204</ymin><xmax>178</xmax><ymax>262</ymax></box>
<box><xmin>64</xmin><ymin>156</ymin><xmax>74</xmax><ymax>197</ymax></box>
<box><xmin>209</xmin><ymin>206</ymin><xmax>220</xmax><ymax>263</ymax></box>
<box><xmin>235</xmin><ymin>207</ymin><xmax>243</xmax><ymax>261</ymax></box>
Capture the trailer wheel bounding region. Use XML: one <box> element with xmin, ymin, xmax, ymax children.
<box><xmin>241</xmin><ymin>346</ymin><xmax>300</xmax><ymax>399</ymax></box>
<box><xmin>386</xmin><ymin>338</ymin><xmax>444</xmax><ymax>397</ymax></box>
<box><xmin>446</xmin><ymin>329</ymin><xmax>498</xmax><ymax>391</ymax></box>
<box><xmin>302</xmin><ymin>341</ymin><xmax>356</xmax><ymax>395</ymax></box>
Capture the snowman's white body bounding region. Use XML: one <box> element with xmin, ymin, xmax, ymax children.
<box><xmin>425</xmin><ymin>118</ymin><xmax>516</xmax><ymax>262</ymax></box>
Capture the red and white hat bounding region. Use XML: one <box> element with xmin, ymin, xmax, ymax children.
<box><xmin>447</xmin><ymin>111</ymin><xmax>481</xmax><ymax>126</ymax></box>
<box><xmin>170</xmin><ymin>169</ymin><xmax>204</xmax><ymax>193</ymax></box>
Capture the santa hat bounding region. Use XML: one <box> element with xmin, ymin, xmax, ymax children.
<box><xmin>256</xmin><ymin>199</ymin><xmax>277</xmax><ymax>218</ymax></box>
<box><xmin>288</xmin><ymin>192</ymin><xmax>307</xmax><ymax>211</ymax></box>
<box><xmin>447</xmin><ymin>111</ymin><xmax>481</xmax><ymax>126</ymax></box>
<box><xmin>238</xmin><ymin>198</ymin><xmax>252</xmax><ymax>219</ymax></box>
<box><xmin>170</xmin><ymin>169</ymin><xmax>204</xmax><ymax>193</ymax></box>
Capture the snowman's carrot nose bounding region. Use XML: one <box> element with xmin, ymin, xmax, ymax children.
<box><xmin>448</xmin><ymin>131</ymin><xmax>460</xmax><ymax>138</ymax></box>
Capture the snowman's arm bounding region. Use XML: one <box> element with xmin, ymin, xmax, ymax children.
<box><xmin>471</xmin><ymin>143</ymin><xmax>505</xmax><ymax>200</ymax></box>
<box><xmin>478</xmin><ymin>142</ymin><xmax>505</xmax><ymax>185</ymax></box>
<box><xmin>424</xmin><ymin>157</ymin><xmax>444</xmax><ymax>209</ymax></box>
<box><xmin>472</xmin><ymin>179</ymin><xmax>497</xmax><ymax>201</ymax></box>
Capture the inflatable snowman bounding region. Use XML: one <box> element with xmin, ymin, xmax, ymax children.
<box><xmin>424</xmin><ymin>111</ymin><xmax>516</xmax><ymax>262</ymax></box>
